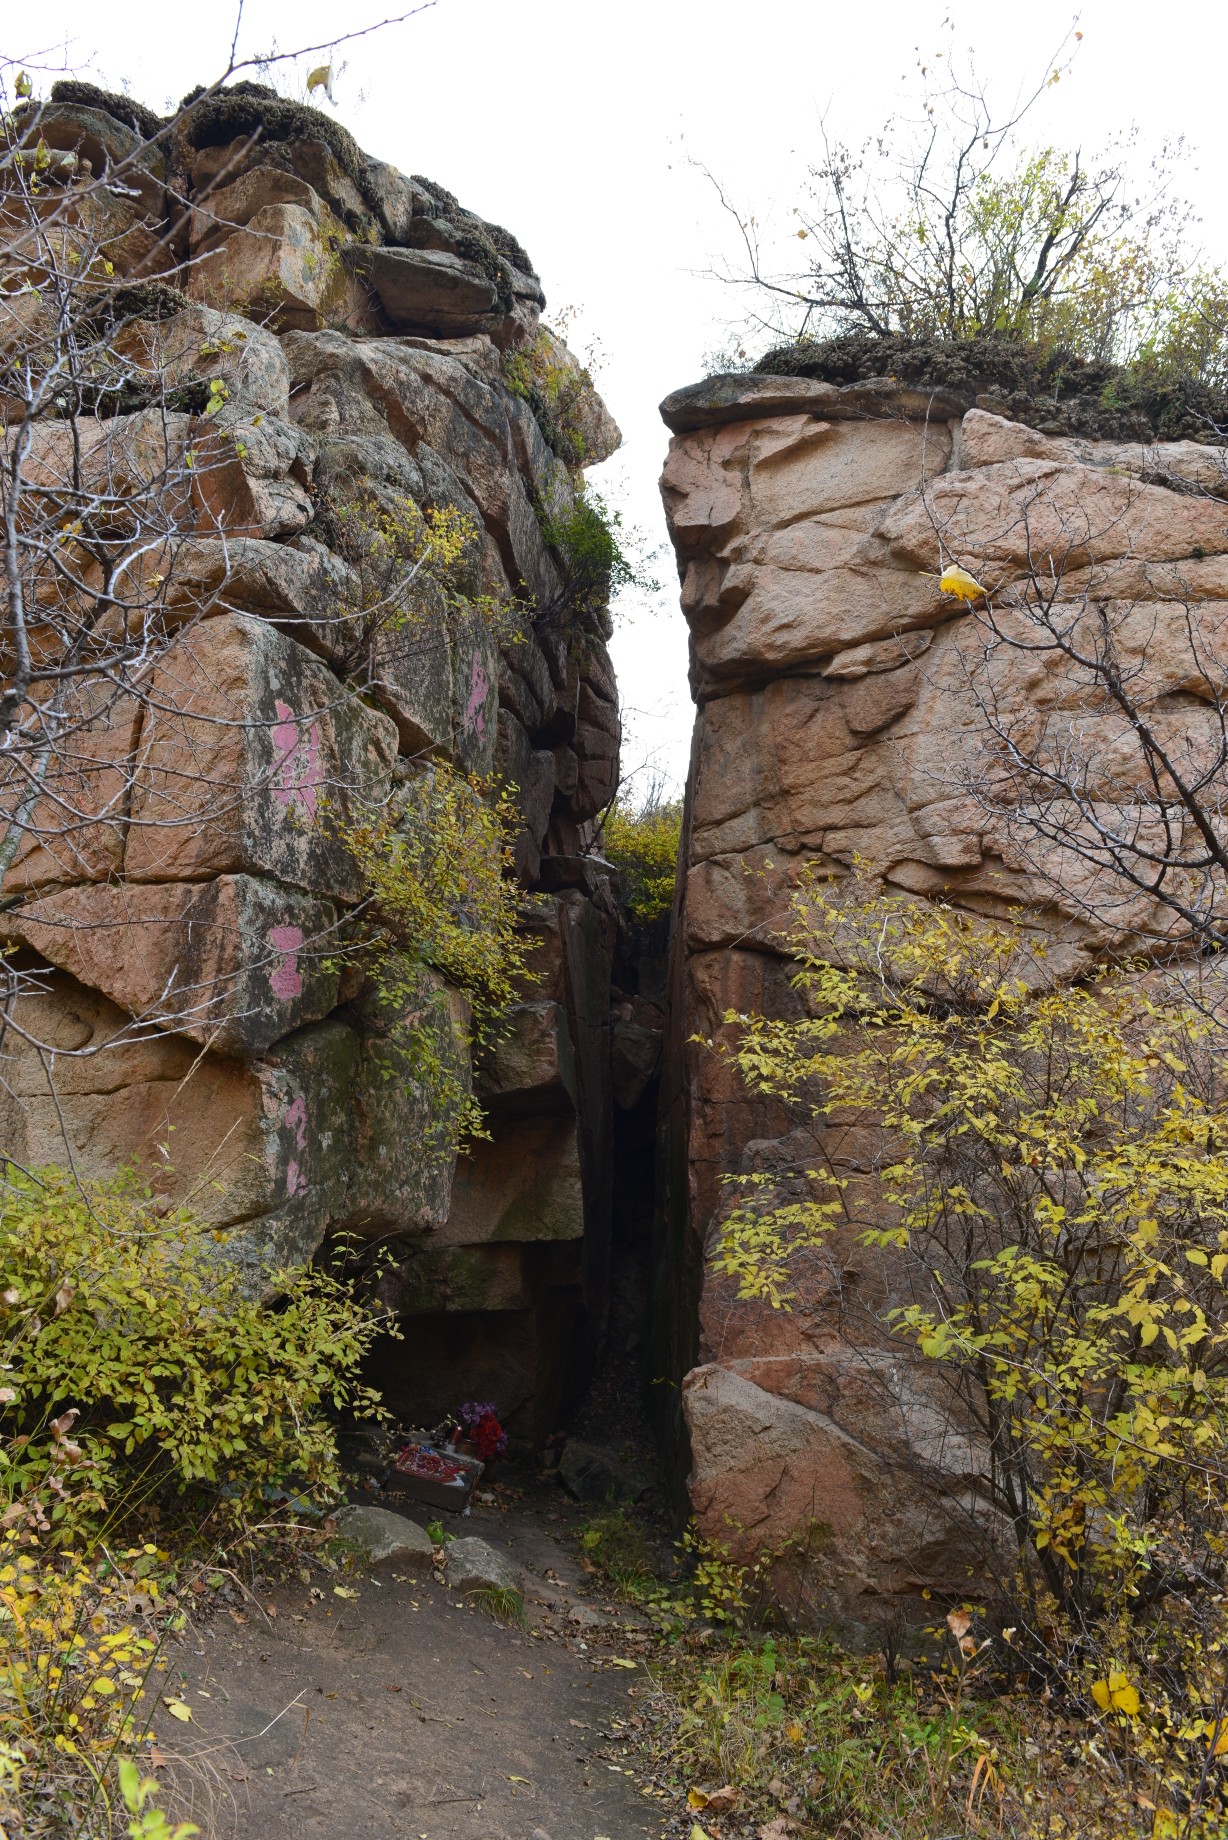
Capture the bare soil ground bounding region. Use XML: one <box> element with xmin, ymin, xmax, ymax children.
<box><xmin>153</xmin><ymin>1482</ymin><xmax>666</xmax><ymax>1840</ymax></box>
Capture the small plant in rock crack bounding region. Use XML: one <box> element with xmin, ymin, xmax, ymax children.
<box><xmin>337</xmin><ymin>766</ymin><xmax>532</xmax><ymax>1149</ymax></box>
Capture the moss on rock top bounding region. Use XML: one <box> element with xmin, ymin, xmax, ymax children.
<box><xmin>754</xmin><ymin>333</ymin><xmax>1228</xmax><ymax>444</ymax></box>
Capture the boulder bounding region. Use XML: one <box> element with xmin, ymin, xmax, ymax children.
<box><xmin>353</xmin><ymin>247</ymin><xmax>500</xmax><ymax>335</ymax></box>
<box><xmin>0</xmin><ymin>685</ymin><xmax>140</xmax><ymax>897</ymax></box>
<box><xmin>111</xmin><ymin>306</ymin><xmax>291</xmax><ymax>419</ymax></box>
<box><xmin>657</xmin><ymin>384</ymin><xmax>1228</xmax><ymax>1627</ymax></box>
<box><xmin>189</xmin><ymin>202</ymin><xmax>376</xmax><ymax>332</ymax></box>
<box><xmin>558</xmin><ymin>1439</ymin><xmax>648</xmax><ymax>1505</ymax></box>
<box><xmin>334</xmin><ymin>1505</ymin><xmax>435</xmax><ymax>1572</ymax></box>
<box><xmin>189</xmin><ymin>165</ymin><xmax>325</xmax><ymax>257</ymax></box>
<box><xmin>660</xmin><ymin>371</ymin><xmax>968</xmax><ymax>434</ymax></box>
<box><xmin>475</xmin><ymin>1001</ymin><xmax>577</xmax><ymax>1114</ymax></box>
<box><xmin>444</xmin><ymin>1536</ymin><xmax>524</xmax><ymax>1605</ymax></box>
<box><xmin>958</xmin><ymin>407</ymin><xmax>1228</xmax><ymax>498</ymax></box>
<box><xmin>440</xmin><ymin>1115</ymin><xmax>585</xmax><ymax>1247</ymax></box>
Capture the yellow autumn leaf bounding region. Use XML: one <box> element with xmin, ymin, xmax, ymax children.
<box><xmin>939</xmin><ymin>564</ymin><xmax>987</xmax><ymax>603</ymax></box>
<box><xmin>786</xmin><ymin>1720</ymin><xmax>805</xmax><ymax>1743</ymax></box>
<box><xmin>333</xmin><ymin>1586</ymin><xmax>359</xmax><ymax>1599</ymax></box>
<box><xmin>164</xmin><ymin>1699</ymin><xmax>192</xmax><ymax>1722</ymax></box>
<box><xmin>306</xmin><ymin>65</ymin><xmax>332</xmax><ymax>94</ymax></box>
<box><xmin>608</xmin><ymin>1657</ymin><xmax>637</xmax><ymax>1668</ymax></box>
<box><xmin>1091</xmin><ymin>1671</ymin><xmax>1139</xmax><ymax>1715</ymax></box>
<box><xmin>688</xmin><ymin>1787</ymin><xmax>710</xmax><ymax>1809</ymax></box>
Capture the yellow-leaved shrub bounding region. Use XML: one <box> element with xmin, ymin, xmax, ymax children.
<box><xmin>715</xmin><ymin>867</ymin><xmax>1228</xmax><ymax>1830</ymax></box>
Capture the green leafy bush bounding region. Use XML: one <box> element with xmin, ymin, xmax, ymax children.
<box><xmin>340</xmin><ymin>765</ymin><xmax>530</xmax><ymax>1146</ymax></box>
<box><xmin>601</xmin><ymin>797</ymin><xmax>682</xmax><ymax>926</ymax></box>
<box><xmin>536</xmin><ymin>488</ymin><xmax>658</xmax><ymax>637</ymax></box>
<box><xmin>0</xmin><ymin>1166</ymin><xmax>388</xmax><ymax>1544</ymax></box>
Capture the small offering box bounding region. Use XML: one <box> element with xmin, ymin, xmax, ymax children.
<box><xmin>383</xmin><ymin>1441</ymin><xmax>484</xmax><ymax>1513</ymax></box>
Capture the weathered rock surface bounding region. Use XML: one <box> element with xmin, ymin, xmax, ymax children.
<box><xmin>2</xmin><ymin>85</ymin><xmax>622</xmax><ymax>1429</ymax></box>
<box><xmin>444</xmin><ymin>1536</ymin><xmax>524</xmax><ymax>1604</ymax></box>
<box><xmin>334</xmin><ymin>1505</ymin><xmax>436</xmax><ymax>1570</ymax></box>
<box><xmin>656</xmin><ymin>374</ymin><xmax>1228</xmax><ymax>1632</ymax></box>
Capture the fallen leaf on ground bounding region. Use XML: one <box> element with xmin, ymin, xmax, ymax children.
<box><xmin>758</xmin><ymin>1821</ymin><xmax>795</xmax><ymax>1839</ymax></box>
<box><xmin>333</xmin><ymin>1586</ymin><xmax>359</xmax><ymax>1599</ymax></box>
<box><xmin>505</xmin><ymin>1774</ymin><xmax>531</xmax><ymax>1785</ymax></box>
<box><xmin>608</xmin><ymin>1658</ymin><xmax>637</xmax><ymax>1669</ymax></box>
<box><xmin>706</xmin><ymin>1786</ymin><xmax>740</xmax><ymax>1812</ymax></box>
<box><xmin>164</xmin><ymin>1699</ymin><xmax>192</xmax><ymax>1722</ymax></box>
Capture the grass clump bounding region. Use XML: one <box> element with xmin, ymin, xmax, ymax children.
<box><xmin>468</xmin><ymin>1584</ymin><xmax>527</xmax><ymax>1627</ymax></box>
<box><xmin>580</xmin><ymin>1510</ymin><xmax>662</xmax><ymax>1600</ymax></box>
<box><xmin>645</xmin><ymin>1629</ymin><xmax>1159</xmax><ymax>1840</ymax></box>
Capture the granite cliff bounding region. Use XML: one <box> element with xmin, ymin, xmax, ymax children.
<box><xmin>0</xmin><ymin>81</ymin><xmax>637</xmax><ymax>1443</ymax></box>
<box><xmin>656</xmin><ymin>366</ymin><xmax>1228</xmax><ymax>1633</ymax></box>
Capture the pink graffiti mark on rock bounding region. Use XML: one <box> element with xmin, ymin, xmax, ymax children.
<box><xmin>267</xmin><ymin>925</ymin><xmax>305</xmax><ymax>1001</ymax></box>
<box><xmin>271</xmin><ymin>700</ymin><xmax>323</xmax><ymax>820</ymax></box>
<box><xmin>283</xmin><ymin>1093</ymin><xmax>308</xmax><ymax>1198</ymax></box>
<box><xmin>464</xmin><ymin>655</ymin><xmax>490</xmax><ymax>741</ymax></box>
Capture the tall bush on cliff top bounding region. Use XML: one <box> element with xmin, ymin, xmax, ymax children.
<box><xmin>707</xmin><ymin>24</ymin><xmax>1228</xmax><ymax>384</ymax></box>
<box><xmin>713</xmin><ymin>869</ymin><xmax>1228</xmax><ymax>1820</ymax></box>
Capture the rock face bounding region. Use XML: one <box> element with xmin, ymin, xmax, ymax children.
<box><xmin>656</xmin><ymin>372</ymin><xmax>1228</xmax><ymax>1635</ymax></box>
<box><xmin>0</xmin><ymin>83</ymin><xmax>622</xmax><ymax>1441</ymax></box>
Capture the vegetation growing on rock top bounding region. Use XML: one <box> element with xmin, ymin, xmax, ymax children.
<box><xmin>752</xmin><ymin>331</ymin><xmax>1228</xmax><ymax>443</ymax></box>
<box><xmin>709</xmin><ymin>29</ymin><xmax>1228</xmax><ymax>442</ymax></box>
<box><xmin>46</xmin><ymin>77</ymin><xmax>166</xmax><ymax>140</ymax></box>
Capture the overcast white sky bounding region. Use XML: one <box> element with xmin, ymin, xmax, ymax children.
<box><xmin>20</xmin><ymin>0</ymin><xmax>1228</xmax><ymax>796</ymax></box>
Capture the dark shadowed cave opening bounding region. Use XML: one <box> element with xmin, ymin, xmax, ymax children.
<box><xmin>349</xmin><ymin>909</ymin><xmax>671</xmax><ymax>1473</ymax></box>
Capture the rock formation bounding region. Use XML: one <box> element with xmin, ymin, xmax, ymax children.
<box><xmin>656</xmin><ymin>368</ymin><xmax>1228</xmax><ymax>1634</ymax></box>
<box><xmin>0</xmin><ymin>82</ymin><xmax>626</xmax><ymax>1443</ymax></box>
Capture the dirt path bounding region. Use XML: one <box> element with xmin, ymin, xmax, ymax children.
<box><xmin>156</xmin><ymin>1485</ymin><xmax>666</xmax><ymax>1840</ymax></box>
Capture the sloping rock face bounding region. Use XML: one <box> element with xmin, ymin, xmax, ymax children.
<box><xmin>0</xmin><ymin>84</ymin><xmax>623</xmax><ymax>1442</ymax></box>
<box><xmin>656</xmin><ymin>373</ymin><xmax>1228</xmax><ymax>1636</ymax></box>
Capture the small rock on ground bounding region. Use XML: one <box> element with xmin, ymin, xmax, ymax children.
<box><xmin>333</xmin><ymin>1504</ymin><xmax>435</xmax><ymax>1571</ymax></box>
<box><xmin>444</xmin><ymin>1533</ymin><xmax>524</xmax><ymax>1601</ymax></box>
